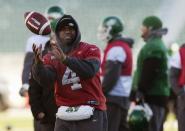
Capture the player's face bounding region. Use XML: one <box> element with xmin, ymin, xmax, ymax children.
<box><xmin>141</xmin><ymin>26</ymin><xmax>150</xmax><ymax>39</ymax></box>
<box><xmin>47</xmin><ymin>16</ymin><xmax>54</xmax><ymax>21</ymax></box>
<box><xmin>58</xmin><ymin>25</ymin><xmax>76</xmax><ymax>46</ymax></box>
<box><xmin>50</xmin><ymin>31</ymin><xmax>57</xmax><ymax>42</ymax></box>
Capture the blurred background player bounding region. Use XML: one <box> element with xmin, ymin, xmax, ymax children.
<box><xmin>132</xmin><ymin>16</ymin><xmax>170</xmax><ymax>131</ymax></box>
<box><xmin>19</xmin><ymin>5</ymin><xmax>64</xmax><ymax>102</ymax></box>
<box><xmin>19</xmin><ymin>5</ymin><xmax>64</xmax><ymax>131</ymax></box>
<box><xmin>28</xmin><ymin>40</ymin><xmax>57</xmax><ymax>131</ymax></box>
<box><xmin>169</xmin><ymin>43</ymin><xmax>185</xmax><ymax>131</ymax></box>
<box><xmin>98</xmin><ymin>16</ymin><xmax>134</xmax><ymax>131</ymax></box>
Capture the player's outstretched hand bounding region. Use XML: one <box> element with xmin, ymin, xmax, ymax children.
<box><xmin>32</xmin><ymin>43</ymin><xmax>43</xmax><ymax>64</ymax></box>
<box><xmin>50</xmin><ymin>42</ymin><xmax>66</xmax><ymax>62</ymax></box>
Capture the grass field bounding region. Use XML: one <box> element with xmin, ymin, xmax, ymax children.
<box><xmin>0</xmin><ymin>108</ymin><xmax>178</xmax><ymax>131</ymax></box>
<box><xmin>0</xmin><ymin>108</ymin><xmax>33</xmax><ymax>131</ymax></box>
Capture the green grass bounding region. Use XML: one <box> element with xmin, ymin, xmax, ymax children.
<box><xmin>0</xmin><ymin>108</ymin><xmax>33</xmax><ymax>131</ymax></box>
<box><xmin>0</xmin><ymin>117</ymin><xmax>33</xmax><ymax>131</ymax></box>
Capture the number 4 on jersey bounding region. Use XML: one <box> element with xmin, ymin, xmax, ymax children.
<box><xmin>62</xmin><ymin>67</ymin><xmax>82</xmax><ymax>90</ymax></box>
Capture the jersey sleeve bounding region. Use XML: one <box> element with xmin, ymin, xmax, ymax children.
<box><xmin>170</xmin><ymin>52</ymin><xmax>181</xmax><ymax>69</ymax></box>
<box><xmin>25</xmin><ymin>37</ymin><xmax>35</xmax><ymax>52</ymax></box>
<box><xmin>31</xmin><ymin>53</ymin><xmax>57</xmax><ymax>87</ymax></box>
<box><xmin>25</xmin><ymin>35</ymin><xmax>50</xmax><ymax>52</ymax></box>
<box><xmin>43</xmin><ymin>53</ymin><xmax>58</xmax><ymax>70</ymax></box>
<box><xmin>85</xmin><ymin>45</ymin><xmax>101</xmax><ymax>61</ymax></box>
<box><xmin>106</xmin><ymin>46</ymin><xmax>126</xmax><ymax>63</ymax></box>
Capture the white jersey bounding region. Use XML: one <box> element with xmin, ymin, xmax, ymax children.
<box><xmin>169</xmin><ymin>52</ymin><xmax>181</xmax><ymax>69</ymax></box>
<box><xmin>25</xmin><ymin>35</ymin><xmax>50</xmax><ymax>52</ymax></box>
<box><xmin>106</xmin><ymin>46</ymin><xmax>132</xmax><ymax>97</ymax></box>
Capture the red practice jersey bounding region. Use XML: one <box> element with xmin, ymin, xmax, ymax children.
<box><xmin>43</xmin><ymin>42</ymin><xmax>106</xmax><ymax>110</ymax></box>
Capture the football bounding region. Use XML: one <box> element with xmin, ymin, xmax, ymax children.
<box><xmin>24</xmin><ymin>11</ymin><xmax>51</xmax><ymax>35</ymax></box>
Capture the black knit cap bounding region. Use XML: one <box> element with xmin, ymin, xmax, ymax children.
<box><xmin>143</xmin><ymin>16</ymin><xmax>162</xmax><ymax>30</ymax></box>
<box><xmin>59</xmin><ymin>18</ymin><xmax>75</xmax><ymax>27</ymax></box>
<box><xmin>55</xmin><ymin>15</ymin><xmax>77</xmax><ymax>33</ymax></box>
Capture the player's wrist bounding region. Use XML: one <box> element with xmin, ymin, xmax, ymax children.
<box><xmin>61</xmin><ymin>55</ymin><xmax>67</xmax><ymax>63</ymax></box>
<box><xmin>34</xmin><ymin>58</ymin><xmax>43</xmax><ymax>65</ymax></box>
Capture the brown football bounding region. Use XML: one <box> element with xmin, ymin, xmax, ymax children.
<box><xmin>24</xmin><ymin>11</ymin><xmax>51</xmax><ymax>35</ymax></box>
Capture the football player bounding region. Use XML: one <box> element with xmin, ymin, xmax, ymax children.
<box><xmin>133</xmin><ymin>16</ymin><xmax>169</xmax><ymax>131</ymax></box>
<box><xmin>32</xmin><ymin>14</ymin><xmax>107</xmax><ymax>131</ymax></box>
<box><xmin>98</xmin><ymin>16</ymin><xmax>134</xmax><ymax>131</ymax></box>
<box><xmin>19</xmin><ymin>5</ymin><xmax>64</xmax><ymax>131</ymax></box>
<box><xmin>170</xmin><ymin>44</ymin><xmax>185</xmax><ymax>131</ymax></box>
<box><xmin>19</xmin><ymin>5</ymin><xmax>64</xmax><ymax>97</ymax></box>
